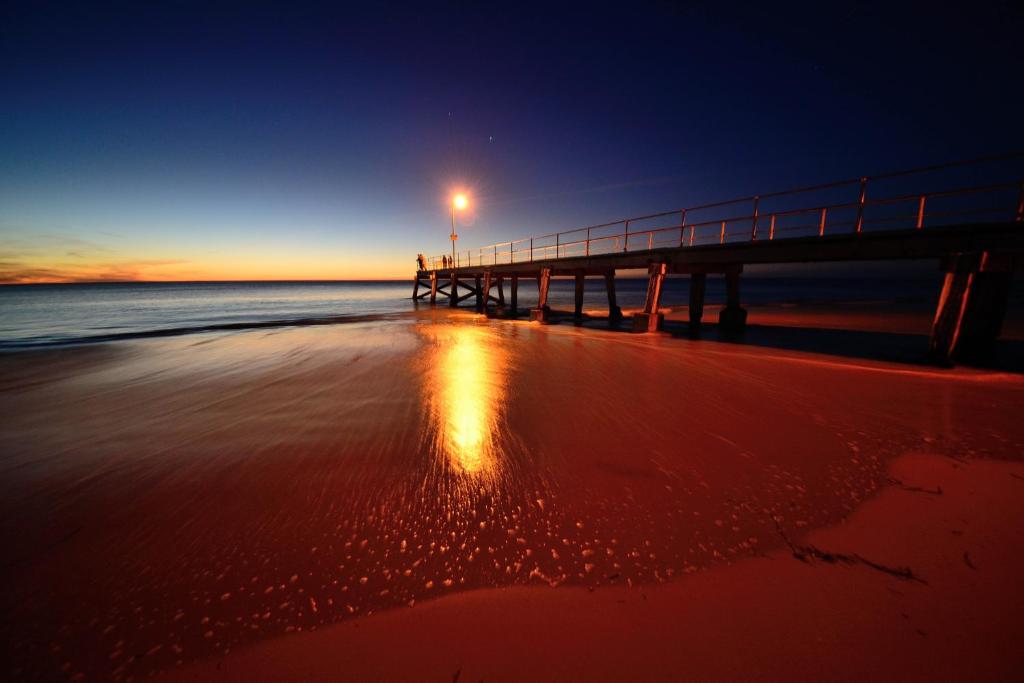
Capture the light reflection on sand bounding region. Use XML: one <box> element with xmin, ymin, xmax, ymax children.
<box><xmin>421</xmin><ymin>324</ymin><xmax>508</xmax><ymax>482</ymax></box>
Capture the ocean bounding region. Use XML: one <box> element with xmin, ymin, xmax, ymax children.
<box><xmin>8</xmin><ymin>274</ymin><xmax>1015</xmax><ymax>350</ymax></box>
<box><xmin>0</xmin><ymin>276</ymin><xmax>969</xmax><ymax>350</ymax></box>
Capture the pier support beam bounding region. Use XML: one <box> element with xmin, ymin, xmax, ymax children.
<box><xmin>929</xmin><ymin>252</ymin><xmax>1013</xmax><ymax>364</ymax></box>
<box><xmin>605</xmin><ymin>271</ymin><xmax>622</xmax><ymax>320</ymax></box>
<box><xmin>412</xmin><ymin>276</ymin><xmax>419</xmax><ymax>300</ymax></box>
<box><xmin>475</xmin><ymin>275</ymin><xmax>484</xmax><ymax>310</ymax></box>
<box><xmin>632</xmin><ymin>262</ymin><xmax>666</xmax><ymax>332</ymax></box>
<box><xmin>531</xmin><ymin>267</ymin><xmax>552</xmax><ymax>322</ymax></box>
<box><xmin>449</xmin><ymin>272</ymin><xmax>459</xmax><ymax>308</ymax></box>
<box><xmin>574</xmin><ymin>274</ymin><xmax>585</xmax><ymax>319</ymax></box>
<box><xmin>509</xmin><ymin>276</ymin><xmax>519</xmax><ymax>317</ymax></box>
<box><xmin>718</xmin><ymin>268</ymin><xmax>748</xmax><ymax>332</ymax></box>
<box><xmin>430</xmin><ymin>272</ymin><xmax>438</xmax><ymax>304</ymax></box>
<box><xmin>497</xmin><ymin>277</ymin><xmax>505</xmax><ymax>306</ymax></box>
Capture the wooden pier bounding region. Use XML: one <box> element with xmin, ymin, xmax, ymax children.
<box><xmin>413</xmin><ymin>157</ymin><xmax>1024</xmax><ymax>364</ymax></box>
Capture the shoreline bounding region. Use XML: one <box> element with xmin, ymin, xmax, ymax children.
<box><xmin>3</xmin><ymin>300</ymin><xmax>1022</xmax><ymax>358</ymax></box>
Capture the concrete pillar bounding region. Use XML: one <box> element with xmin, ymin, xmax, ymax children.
<box><xmin>689</xmin><ymin>273</ymin><xmax>706</xmax><ymax>331</ymax></box>
<box><xmin>605</xmin><ymin>271</ymin><xmax>622</xmax><ymax>320</ymax></box>
<box><xmin>574</xmin><ymin>274</ymin><xmax>585</xmax><ymax>319</ymax></box>
<box><xmin>929</xmin><ymin>252</ymin><xmax>1013</xmax><ymax>364</ymax></box>
<box><xmin>632</xmin><ymin>262</ymin><xmax>666</xmax><ymax>332</ymax></box>
<box><xmin>412</xmin><ymin>277</ymin><xmax>419</xmax><ymax>300</ymax></box>
<box><xmin>475</xmin><ymin>275</ymin><xmax>484</xmax><ymax>310</ymax></box>
<box><xmin>497</xmin><ymin>277</ymin><xmax>505</xmax><ymax>306</ymax></box>
<box><xmin>430</xmin><ymin>272</ymin><xmax>438</xmax><ymax>304</ymax></box>
<box><xmin>718</xmin><ymin>268</ymin><xmax>748</xmax><ymax>332</ymax></box>
<box><xmin>531</xmin><ymin>268</ymin><xmax>552</xmax><ymax>322</ymax></box>
<box><xmin>510</xmin><ymin>276</ymin><xmax>519</xmax><ymax>316</ymax></box>
<box><xmin>449</xmin><ymin>272</ymin><xmax>459</xmax><ymax>308</ymax></box>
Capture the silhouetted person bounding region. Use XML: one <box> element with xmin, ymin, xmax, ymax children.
<box><xmin>416</xmin><ymin>253</ymin><xmax>426</xmax><ymax>270</ymax></box>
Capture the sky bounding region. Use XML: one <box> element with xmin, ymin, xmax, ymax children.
<box><xmin>1</xmin><ymin>1</ymin><xmax>1022</xmax><ymax>282</ymax></box>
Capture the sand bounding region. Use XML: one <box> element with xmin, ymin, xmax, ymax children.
<box><xmin>1</xmin><ymin>306</ymin><xmax>1022</xmax><ymax>681</ymax></box>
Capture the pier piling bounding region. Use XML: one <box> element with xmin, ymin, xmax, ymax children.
<box><xmin>574</xmin><ymin>274</ymin><xmax>585</xmax><ymax>319</ymax></box>
<box><xmin>510</xmin><ymin>276</ymin><xmax>519</xmax><ymax>316</ymax></box>
<box><xmin>718</xmin><ymin>268</ymin><xmax>748</xmax><ymax>333</ymax></box>
<box><xmin>449</xmin><ymin>271</ymin><xmax>459</xmax><ymax>308</ymax></box>
<box><xmin>605</xmin><ymin>271</ymin><xmax>622</xmax><ymax>320</ymax></box>
<box><xmin>689</xmin><ymin>273</ymin><xmax>706</xmax><ymax>332</ymax></box>
<box><xmin>532</xmin><ymin>267</ymin><xmax>552</xmax><ymax>322</ymax></box>
<box><xmin>480</xmin><ymin>272</ymin><xmax>491</xmax><ymax>311</ymax></box>
<box><xmin>632</xmin><ymin>262</ymin><xmax>666</xmax><ymax>332</ymax></box>
<box><xmin>929</xmin><ymin>252</ymin><xmax>1014</xmax><ymax>364</ymax></box>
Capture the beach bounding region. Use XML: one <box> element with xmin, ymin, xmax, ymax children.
<box><xmin>6</xmin><ymin>0</ymin><xmax>1024</xmax><ymax>679</ymax></box>
<box><xmin>2</xmin><ymin>299</ymin><xmax>1023</xmax><ymax>681</ymax></box>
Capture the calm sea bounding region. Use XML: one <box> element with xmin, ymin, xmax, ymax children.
<box><xmin>0</xmin><ymin>278</ymin><xmax>952</xmax><ymax>350</ymax></box>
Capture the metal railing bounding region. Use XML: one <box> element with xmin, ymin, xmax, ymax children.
<box><xmin>422</xmin><ymin>154</ymin><xmax>1024</xmax><ymax>271</ymax></box>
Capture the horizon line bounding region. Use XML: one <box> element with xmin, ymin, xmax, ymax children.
<box><xmin>1</xmin><ymin>272</ymin><xmax>945</xmax><ymax>286</ymax></box>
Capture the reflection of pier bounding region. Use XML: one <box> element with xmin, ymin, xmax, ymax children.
<box><xmin>412</xmin><ymin>156</ymin><xmax>1024</xmax><ymax>364</ymax></box>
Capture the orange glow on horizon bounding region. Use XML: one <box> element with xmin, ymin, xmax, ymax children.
<box><xmin>0</xmin><ymin>250</ymin><xmax>420</xmax><ymax>284</ymax></box>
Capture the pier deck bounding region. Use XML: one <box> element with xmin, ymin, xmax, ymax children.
<box><xmin>413</xmin><ymin>156</ymin><xmax>1024</xmax><ymax>364</ymax></box>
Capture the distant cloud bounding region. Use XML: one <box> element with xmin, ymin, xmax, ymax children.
<box><xmin>0</xmin><ymin>231</ymin><xmax>189</xmax><ymax>283</ymax></box>
<box><xmin>0</xmin><ymin>259</ymin><xmax>189</xmax><ymax>284</ymax></box>
<box><xmin>0</xmin><ymin>267</ymin><xmax>81</xmax><ymax>284</ymax></box>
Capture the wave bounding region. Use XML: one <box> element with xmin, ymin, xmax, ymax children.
<box><xmin>0</xmin><ymin>312</ymin><xmax>409</xmax><ymax>351</ymax></box>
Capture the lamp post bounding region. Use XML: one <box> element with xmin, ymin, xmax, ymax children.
<box><xmin>451</xmin><ymin>193</ymin><xmax>467</xmax><ymax>268</ymax></box>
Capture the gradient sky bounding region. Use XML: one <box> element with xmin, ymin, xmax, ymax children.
<box><xmin>2</xmin><ymin>1</ymin><xmax>1022</xmax><ymax>282</ymax></box>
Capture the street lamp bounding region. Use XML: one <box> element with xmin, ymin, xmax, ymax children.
<box><xmin>450</xmin><ymin>193</ymin><xmax>468</xmax><ymax>267</ymax></box>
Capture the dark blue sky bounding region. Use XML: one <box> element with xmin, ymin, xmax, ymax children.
<box><xmin>2</xmin><ymin>1</ymin><xmax>1022</xmax><ymax>280</ymax></box>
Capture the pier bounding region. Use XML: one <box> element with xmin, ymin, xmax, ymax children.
<box><xmin>414</xmin><ymin>157</ymin><xmax>1024</xmax><ymax>364</ymax></box>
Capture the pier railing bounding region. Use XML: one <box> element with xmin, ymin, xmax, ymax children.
<box><xmin>423</xmin><ymin>154</ymin><xmax>1024</xmax><ymax>271</ymax></box>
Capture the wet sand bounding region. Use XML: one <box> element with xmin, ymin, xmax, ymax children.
<box><xmin>167</xmin><ymin>452</ymin><xmax>1024</xmax><ymax>682</ymax></box>
<box><xmin>1</xmin><ymin>306</ymin><xmax>1022</xmax><ymax>680</ymax></box>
